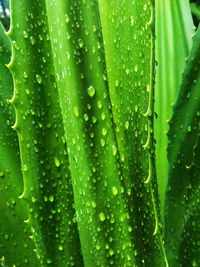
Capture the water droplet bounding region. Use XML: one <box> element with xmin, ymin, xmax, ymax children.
<box><xmin>97</xmin><ymin>101</ymin><xmax>102</xmax><ymax>109</ymax></box>
<box><xmin>92</xmin><ymin>116</ymin><xmax>97</xmax><ymax>124</ymax></box>
<box><xmin>54</xmin><ymin>156</ymin><xmax>60</xmax><ymax>167</ymax></box>
<box><xmin>23</xmin><ymin>72</ymin><xmax>28</xmax><ymax>79</ymax></box>
<box><xmin>65</xmin><ymin>14</ymin><xmax>70</xmax><ymax>23</ymax></box>
<box><xmin>101</xmin><ymin>128</ymin><xmax>107</xmax><ymax>136</ymax></box>
<box><xmin>101</xmin><ymin>112</ymin><xmax>105</xmax><ymax>120</ymax></box>
<box><xmin>187</xmin><ymin>125</ymin><xmax>191</xmax><ymax>132</ymax></box>
<box><xmin>23</xmin><ymin>165</ymin><xmax>28</xmax><ymax>172</ymax></box>
<box><xmin>101</xmin><ymin>138</ymin><xmax>105</xmax><ymax>147</ymax></box>
<box><xmin>125</xmin><ymin>121</ymin><xmax>129</xmax><ymax>130</ymax></box>
<box><xmin>134</xmin><ymin>65</ymin><xmax>138</xmax><ymax>72</ymax></box>
<box><xmin>112</xmin><ymin>186</ymin><xmax>118</xmax><ymax>196</ymax></box>
<box><xmin>58</xmin><ymin>245</ymin><xmax>63</xmax><ymax>251</ymax></box>
<box><xmin>109</xmin><ymin>249</ymin><xmax>115</xmax><ymax>256</ymax></box>
<box><xmin>112</xmin><ymin>145</ymin><xmax>117</xmax><ymax>156</ymax></box>
<box><xmin>130</xmin><ymin>16</ymin><xmax>134</xmax><ymax>26</ymax></box>
<box><xmin>46</xmin><ymin>259</ymin><xmax>52</xmax><ymax>264</ymax></box>
<box><xmin>23</xmin><ymin>31</ymin><xmax>28</xmax><ymax>39</ymax></box>
<box><xmin>74</xmin><ymin>106</ymin><xmax>79</xmax><ymax>117</ymax></box>
<box><xmin>49</xmin><ymin>195</ymin><xmax>54</xmax><ymax>202</ymax></box>
<box><xmin>36</xmin><ymin>74</ymin><xmax>42</xmax><ymax>84</ymax></box>
<box><xmin>96</xmin><ymin>244</ymin><xmax>101</xmax><ymax>250</ymax></box>
<box><xmin>26</xmin><ymin>89</ymin><xmax>30</xmax><ymax>95</ymax></box>
<box><xmin>78</xmin><ymin>39</ymin><xmax>83</xmax><ymax>48</ymax></box>
<box><xmin>99</xmin><ymin>212</ymin><xmax>106</xmax><ymax>221</ymax></box>
<box><xmin>84</xmin><ymin>114</ymin><xmax>89</xmax><ymax>121</ymax></box>
<box><xmin>87</xmin><ymin>85</ymin><xmax>96</xmax><ymax>97</ymax></box>
<box><xmin>30</xmin><ymin>36</ymin><xmax>36</xmax><ymax>45</ymax></box>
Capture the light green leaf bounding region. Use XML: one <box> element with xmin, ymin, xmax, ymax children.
<box><xmin>0</xmin><ymin>21</ymin><xmax>39</xmax><ymax>267</ymax></box>
<box><xmin>46</xmin><ymin>0</ymin><xmax>136</xmax><ymax>265</ymax></box>
<box><xmin>165</xmin><ymin>25</ymin><xmax>200</xmax><ymax>266</ymax></box>
<box><xmin>8</xmin><ymin>1</ymin><xmax>82</xmax><ymax>265</ymax></box>
<box><xmin>155</xmin><ymin>0</ymin><xmax>194</xmax><ymax>222</ymax></box>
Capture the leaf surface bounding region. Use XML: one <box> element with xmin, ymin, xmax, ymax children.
<box><xmin>155</xmin><ymin>0</ymin><xmax>194</xmax><ymax>222</ymax></box>
<box><xmin>9</xmin><ymin>1</ymin><xmax>83</xmax><ymax>266</ymax></box>
<box><xmin>0</xmin><ymin>21</ymin><xmax>39</xmax><ymax>267</ymax></box>
<box><xmin>165</xmin><ymin>25</ymin><xmax>200</xmax><ymax>266</ymax></box>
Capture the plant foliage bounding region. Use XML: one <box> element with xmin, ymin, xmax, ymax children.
<box><xmin>0</xmin><ymin>0</ymin><xmax>199</xmax><ymax>266</ymax></box>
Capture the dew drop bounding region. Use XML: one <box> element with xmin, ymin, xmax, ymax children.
<box><xmin>23</xmin><ymin>72</ymin><xmax>28</xmax><ymax>79</ymax></box>
<box><xmin>84</xmin><ymin>114</ymin><xmax>89</xmax><ymax>121</ymax></box>
<box><xmin>74</xmin><ymin>106</ymin><xmax>79</xmax><ymax>117</ymax></box>
<box><xmin>23</xmin><ymin>31</ymin><xmax>28</xmax><ymax>39</ymax></box>
<box><xmin>58</xmin><ymin>245</ymin><xmax>63</xmax><ymax>251</ymax></box>
<box><xmin>130</xmin><ymin>16</ymin><xmax>134</xmax><ymax>26</ymax></box>
<box><xmin>101</xmin><ymin>138</ymin><xmax>105</xmax><ymax>147</ymax></box>
<box><xmin>112</xmin><ymin>145</ymin><xmax>117</xmax><ymax>156</ymax></box>
<box><xmin>125</xmin><ymin>121</ymin><xmax>129</xmax><ymax>130</ymax></box>
<box><xmin>101</xmin><ymin>112</ymin><xmax>105</xmax><ymax>120</ymax></box>
<box><xmin>65</xmin><ymin>14</ymin><xmax>70</xmax><ymax>23</ymax></box>
<box><xmin>109</xmin><ymin>249</ymin><xmax>115</xmax><ymax>256</ymax></box>
<box><xmin>101</xmin><ymin>128</ymin><xmax>107</xmax><ymax>136</ymax></box>
<box><xmin>134</xmin><ymin>65</ymin><xmax>138</xmax><ymax>72</ymax></box>
<box><xmin>23</xmin><ymin>165</ymin><xmax>28</xmax><ymax>172</ymax></box>
<box><xmin>49</xmin><ymin>195</ymin><xmax>54</xmax><ymax>202</ymax></box>
<box><xmin>78</xmin><ymin>39</ymin><xmax>83</xmax><ymax>48</ymax></box>
<box><xmin>112</xmin><ymin>186</ymin><xmax>118</xmax><ymax>196</ymax></box>
<box><xmin>54</xmin><ymin>156</ymin><xmax>60</xmax><ymax>167</ymax></box>
<box><xmin>87</xmin><ymin>85</ymin><xmax>96</xmax><ymax>97</ymax></box>
<box><xmin>99</xmin><ymin>212</ymin><xmax>106</xmax><ymax>221</ymax></box>
<box><xmin>36</xmin><ymin>74</ymin><xmax>42</xmax><ymax>84</ymax></box>
<box><xmin>30</xmin><ymin>36</ymin><xmax>36</xmax><ymax>45</ymax></box>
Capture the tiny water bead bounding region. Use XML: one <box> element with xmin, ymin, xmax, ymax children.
<box><xmin>101</xmin><ymin>128</ymin><xmax>107</xmax><ymax>136</ymax></box>
<box><xmin>58</xmin><ymin>245</ymin><xmax>63</xmax><ymax>251</ymax></box>
<box><xmin>36</xmin><ymin>74</ymin><xmax>42</xmax><ymax>84</ymax></box>
<box><xmin>73</xmin><ymin>106</ymin><xmax>79</xmax><ymax>117</ymax></box>
<box><xmin>112</xmin><ymin>145</ymin><xmax>117</xmax><ymax>156</ymax></box>
<box><xmin>54</xmin><ymin>156</ymin><xmax>61</xmax><ymax>167</ymax></box>
<box><xmin>49</xmin><ymin>195</ymin><xmax>54</xmax><ymax>202</ymax></box>
<box><xmin>87</xmin><ymin>85</ymin><xmax>96</xmax><ymax>97</ymax></box>
<box><xmin>99</xmin><ymin>212</ymin><xmax>106</xmax><ymax>221</ymax></box>
<box><xmin>30</xmin><ymin>36</ymin><xmax>36</xmax><ymax>45</ymax></box>
<box><xmin>65</xmin><ymin>14</ymin><xmax>70</xmax><ymax>23</ymax></box>
<box><xmin>112</xmin><ymin>186</ymin><xmax>118</xmax><ymax>196</ymax></box>
<box><xmin>125</xmin><ymin>121</ymin><xmax>129</xmax><ymax>130</ymax></box>
<box><xmin>78</xmin><ymin>39</ymin><xmax>84</xmax><ymax>48</ymax></box>
<box><xmin>23</xmin><ymin>31</ymin><xmax>28</xmax><ymax>39</ymax></box>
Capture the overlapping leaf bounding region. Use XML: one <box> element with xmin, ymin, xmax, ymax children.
<box><xmin>165</xmin><ymin>25</ymin><xmax>200</xmax><ymax>266</ymax></box>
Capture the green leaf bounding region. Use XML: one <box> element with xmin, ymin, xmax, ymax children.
<box><xmin>98</xmin><ymin>1</ymin><xmax>168</xmax><ymax>266</ymax></box>
<box><xmin>165</xmin><ymin>25</ymin><xmax>200</xmax><ymax>266</ymax></box>
<box><xmin>0</xmin><ymin>21</ymin><xmax>39</xmax><ymax>267</ymax></box>
<box><xmin>46</xmin><ymin>0</ymin><xmax>136</xmax><ymax>265</ymax></box>
<box><xmin>155</xmin><ymin>0</ymin><xmax>194</xmax><ymax>222</ymax></box>
<box><xmin>8</xmin><ymin>1</ymin><xmax>83</xmax><ymax>265</ymax></box>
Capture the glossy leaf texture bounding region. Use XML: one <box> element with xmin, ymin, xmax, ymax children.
<box><xmin>0</xmin><ymin>22</ymin><xmax>39</xmax><ymax>266</ymax></box>
<box><xmin>165</xmin><ymin>25</ymin><xmax>200</xmax><ymax>266</ymax></box>
<box><xmin>155</xmin><ymin>0</ymin><xmax>194</xmax><ymax>221</ymax></box>
<box><xmin>46</xmin><ymin>0</ymin><xmax>136</xmax><ymax>266</ymax></box>
<box><xmin>8</xmin><ymin>1</ymin><xmax>83</xmax><ymax>266</ymax></box>
<box><xmin>98</xmin><ymin>1</ymin><xmax>167</xmax><ymax>266</ymax></box>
